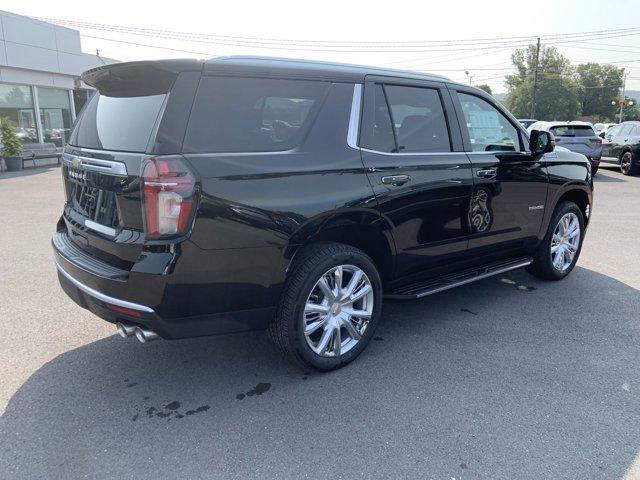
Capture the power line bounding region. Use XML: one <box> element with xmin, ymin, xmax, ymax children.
<box><xmin>36</xmin><ymin>17</ymin><xmax>640</xmax><ymax>53</ymax></box>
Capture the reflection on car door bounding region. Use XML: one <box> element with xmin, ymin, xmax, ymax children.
<box><xmin>358</xmin><ymin>76</ymin><xmax>473</xmax><ymax>277</ymax></box>
<box><xmin>449</xmin><ymin>88</ymin><xmax>548</xmax><ymax>258</ymax></box>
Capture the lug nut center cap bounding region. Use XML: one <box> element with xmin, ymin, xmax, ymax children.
<box><xmin>330</xmin><ymin>303</ymin><xmax>342</xmax><ymax>316</ymax></box>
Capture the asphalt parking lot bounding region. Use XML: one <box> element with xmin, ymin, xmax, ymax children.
<box><xmin>1</xmin><ymin>165</ymin><xmax>639</xmax><ymax>480</ymax></box>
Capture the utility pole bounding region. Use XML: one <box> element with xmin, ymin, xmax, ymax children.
<box><xmin>530</xmin><ymin>37</ymin><xmax>541</xmax><ymax>119</ymax></box>
<box><xmin>619</xmin><ymin>70</ymin><xmax>628</xmax><ymax>123</ymax></box>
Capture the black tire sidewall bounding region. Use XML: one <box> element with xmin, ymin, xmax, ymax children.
<box><xmin>621</xmin><ymin>152</ymin><xmax>632</xmax><ymax>175</ymax></box>
<box><xmin>287</xmin><ymin>248</ymin><xmax>382</xmax><ymax>370</ymax></box>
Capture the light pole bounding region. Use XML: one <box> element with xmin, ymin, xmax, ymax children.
<box><xmin>612</xmin><ymin>99</ymin><xmax>635</xmax><ymax>122</ymax></box>
<box><xmin>465</xmin><ymin>70</ymin><xmax>473</xmax><ymax>86</ymax></box>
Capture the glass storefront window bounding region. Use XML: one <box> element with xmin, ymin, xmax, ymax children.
<box><xmin>38</xmin><ymin>87</ymin><xmax>72</xmax><ymax>147</ymax></box>
<box><xmin>0</xmin><ymin>84</ymin><xmax>37</xmax><ymax>144</ymax></box>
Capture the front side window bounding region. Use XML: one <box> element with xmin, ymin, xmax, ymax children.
<box><xmin>618</xmin><ymin>123</ymin><xmax>634</xmax><ymax>137</ymax></box>
<box><xmin>183</xmin><ymin>76</ymin><xmax>328</xmax><ymax>153</ymax></box>
<box><xmin>605</xmin><ymin>124</ymin><xmax>622</xmax><ymax>139</ymax></box>
<box><xmin>457</xmin><ymin>92</ymin><xmax>521</xmax><ymax>152</ymax></box>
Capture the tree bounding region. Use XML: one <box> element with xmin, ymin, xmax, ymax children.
<box><xmin>504</xmin><ymin>45</ymin><xmax>580</xmax><ymax>120</ymax></box>
<box><xmin>574</xmin><ymin>63</ymin><xmax>624</xmax><ymax>121</ymax></box>
<box><xmin>476</xmin><ymin>84</ymin><xmax>492</xmax><ymax>95</ymax></box>
<box><xmin>622</xmin><ymin>97</ymin><xmax>640</xmax><ymax>121</ymax></box>
<box><xmin>0</xmin><ymin>117</ymin><xmax>22</xmax><ymax>157</ymax></box>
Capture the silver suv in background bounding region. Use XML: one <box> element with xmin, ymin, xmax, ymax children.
<box><xmin>528</xmin><ymin>121</ymin><xmax>602</xmax><ymax>174</ymax></box>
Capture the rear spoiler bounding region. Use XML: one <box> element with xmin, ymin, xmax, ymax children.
<box><xmin>83</xmin><ymin>60</ymin><xmax>203</xmax><ymax>97</ymax></box>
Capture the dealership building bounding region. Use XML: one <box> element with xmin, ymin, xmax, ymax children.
<box><xmin>0</xmin><ymin>10</ymin><xmax>117</xmax><ymax>148</ymax></box>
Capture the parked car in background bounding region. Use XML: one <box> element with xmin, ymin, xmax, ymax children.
<box><xmin>518</xmin><ymin>118</ymin><xmax>538</xmax><ymax>129</ymax></box>
<box><xmin>594</xmin><ymin>122</ymin><xmax>617</xmax><ymax>135</ymax></box>
<box><xmin>600</xmin><ymin>121</ymin><xmax>640</xmax><ymax>175</ymax></box>
<box><xmin>52</xmin><ymin>57</ymin><xmax>593</xmax><ymax>370</ymax></box>
<box><xmin>528</xmin><ymin>121</ymin><xmax>602</xmax><ymax>174</ymax></box>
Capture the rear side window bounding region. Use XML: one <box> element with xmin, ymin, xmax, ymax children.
<box><xmin>183</xmin><ymin>76</ymin><xmax>328</xmax><ymax>153</ymax></box>
<box><xmin>360</xmin><ymin>84</ymin><xmax>396</xmax><ymax>153</ymax></box>
<box><xmin>360</xmin><ymin>83</ymin><xmax>451</xmax><ymax>153</ymax></box>
<box><xmin>550</xmin><ymin>125</ymin><xmax>595</xmax><ymax>137</ymax></box>
<box><xmin>70</xmin><ymin>93</ymin><xmax>166</xmax><ymax>152</ymax></box>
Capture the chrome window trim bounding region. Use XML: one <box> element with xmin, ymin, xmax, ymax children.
<box><xmin>54</xmin><ymin>259</ymin><xmax>155</xmax><ymax>313</ymax></box>
<box><xmin>62</xmin><ymin>153</ymin><xmax>128</xmax><ymax>176</ymax></box>
<box><xmin>347</xmin><ymin>84</ymin><xmax>362</xmax><ymax>149</ymax></box>
<box><xmin>360</xmin><ymin>147</ymin><xmax>465</xmax><ymax>156</ymax></box>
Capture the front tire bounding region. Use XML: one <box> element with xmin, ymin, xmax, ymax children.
<box><xmin>269</xmin><ymin>242</ymin><xmax>383</xmax><ymax>371</ymax></box>
<box><xmin>620</xmin><ymin>151</ymin><xmax>639</xmax><ymax>176</ymax></box>
<box><xmin>527</xmin><ymin>201</ymin><xmax>585</xmax><ymax>281</ymax></box>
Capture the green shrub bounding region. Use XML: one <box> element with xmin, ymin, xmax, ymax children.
<box><xmin>0</xmin><ymin>117</ymin><xmax>22</xmax><ymax>158</ymax></box>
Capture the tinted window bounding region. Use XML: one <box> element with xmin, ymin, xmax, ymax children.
<box><xmin>183</xmin><ymin>76</ymin><xmax>328</xmax><ymax>153</ymax></box>
<box><xmin>605</xmin><ymin>124</ymin><xmax>622</xmax><ymax>138</ymax></box>
<box><xmin>70</xmin><ymin>92</ymin><xmax>166</xmax><ymax>152</ymax></box>
<box><xmin>385</xmin><ymin>85</ymin><xmax>450</xmax><ymax>153</ymax></box>
<box><xmin>360</xmin><ymin>84</ymin><xmax>395</xmax><ymax>153</ymax></box>
<box><xmin>618</xmin><ymin>123</ymin><xmax>634</xmax><ymax>137</ymax></box>
<box><xmin>550</xmin><ymin>125</ymin><xmax>596</xmax><ymax>137</ymax></box>
<box><xmin>458</xmin><ymin>92</ymin><xmax>521</xmax><ymax>152</ymax></box>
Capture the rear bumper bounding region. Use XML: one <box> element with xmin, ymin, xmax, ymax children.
<box><xmin>53</xmin><ymin>229</ymin><xmax>278</xmax><ymax>339</ymax></box>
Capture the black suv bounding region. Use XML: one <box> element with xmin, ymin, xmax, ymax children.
<box><xmin>600</xmin><ymin>121</ymin><xmax>640</xmax><ymax>175</ymax></box>
<box><xmin>53</xmin><ymin>57</ymin><xmax>593</xmax><ymax>370</ymax></box>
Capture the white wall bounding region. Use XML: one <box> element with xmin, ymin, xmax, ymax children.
<box><xmin>0</xmin><ymin>9</ymin><xmax>117</xmax><ymax>87</ymax></box>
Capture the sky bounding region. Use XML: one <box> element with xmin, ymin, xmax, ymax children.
<box><xmin>3</xmin><ymin>0</ymin><xmax>640</xmax><ymax>93</ymax></box>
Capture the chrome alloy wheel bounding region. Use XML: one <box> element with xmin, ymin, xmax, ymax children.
<box><xmin>550</xmin><ymin>212</ymin><xmax>581</xmax><ymax>272</ymax></box>
<box><xmin>303</xmin><ymin>265</ymin><xmax>374</xmax><ymax>357</ymax></box>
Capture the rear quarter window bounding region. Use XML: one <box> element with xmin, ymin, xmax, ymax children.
<box><xmin>182</xmin><ymin>76</ymin><xmax>329</xmax><ymax>153</ymax></box>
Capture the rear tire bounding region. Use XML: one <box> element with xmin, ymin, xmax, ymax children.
<box><xmin>269</xmin><ymin>242</ymin><xmax>383</xmax><ymax>371</ymax></box>
<box><xmin>620</xmin><ymin>151</ymin><xmax>639</xmax><ymax>176</ymax></box>
<box><xmin>590</xmin><ymin>164</ymin><xmax>598</xmax><ymax>176</ymax></box>
<box><xmin>527</xmin><ymin>201</ymin><xmax>585</xmax><ymax>281</ymax></box>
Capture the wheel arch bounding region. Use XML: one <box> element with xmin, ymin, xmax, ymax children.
<box><xmin>547</xmin><ymin>184</ymin><xmax>592</xmax><ymax>230</ymax></box>
<box><xmin>285</xmin><ymin>210</ymin><xmax>396</xmax><ymax>285</ymax></box>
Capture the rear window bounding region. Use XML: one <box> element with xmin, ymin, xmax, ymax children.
<box><xmin>550</xmin><ymin>125</ymin><xmax>595</xmax><ymax>137</ymax></box>
<box><xmin>69</xmin><ymin>92</ymin><xmax>166</xmax><ymax>152</ymax></box>
<box><xmin>183</xmin><ymin>76</ymin><xmax>328</xmax><ymax>153</ymax></box>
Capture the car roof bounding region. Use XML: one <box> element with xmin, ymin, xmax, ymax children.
<box><xmin>203</xmin><ymin>55</ymin><xmax>453</xmax><ymax>84</ymax></box>
<box><xmin>84</xmin><ymin>56</ymin><xmax>465</xmax><ymax>87</ymax></box>
<box><xmin>530</xmin><ymin>121</ymin><xmax>595</xmax><ymax>129</ymax></box>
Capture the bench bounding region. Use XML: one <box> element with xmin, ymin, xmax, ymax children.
<box><xmin>21</xmin><ymin>143</ymin><xmax>63</xmax><ymax>169</ymax></box>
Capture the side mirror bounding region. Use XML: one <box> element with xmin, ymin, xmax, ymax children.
<box><xmin>599</xmin><ymin>131</ymin><xmax>606</xmax><ymax>139</ymax></box>
<box><xmin>529</xmin><ymin>129</ymin><xmax>555</xmax><ymax>155</ymax></box>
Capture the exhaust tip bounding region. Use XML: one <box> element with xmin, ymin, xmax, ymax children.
<box><xmin>134</xmin><ymin>327</ymin><xmax>159</xmax><ymax>343</ymax></box>
<box><xmin>116</xmin><ymin>322</ymin><xmax>136</xmax><ymax>338</ymax></box>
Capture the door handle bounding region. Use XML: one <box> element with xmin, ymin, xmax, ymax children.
<box><xmin>476</xmin><ymin>169</ymin><xmax>497</xmax><ymax>179</ymax></box>
<box><xmin>382</xmin><ymin>174</ymin><xmax>411</xmax><ymax>186</ymax></box>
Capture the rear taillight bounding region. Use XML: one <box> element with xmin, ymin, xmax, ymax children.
<box><xmin>589</xmin><ymin>137</ymin><xmax>602</xmax><ymax>145</ymax></box>
<box><xmin>141</xmin><ymin>157</ymin><xmax>197</xmax><ymax>239</ymax></box>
